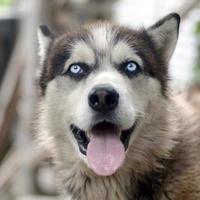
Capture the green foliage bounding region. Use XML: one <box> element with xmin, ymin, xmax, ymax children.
<box><xmin>196</xmin><ymin>21</ymin><xmax>200</xmax><ymax>35</ymax></box>
<box><xmin>0</xmin><ymin>0</ymin><xmax>13</xmax><ymax>6</ymax></box>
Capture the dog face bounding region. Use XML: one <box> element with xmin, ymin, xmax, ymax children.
<box><xmin>38</xmin><ymin>13</ymin><xmax>180</xmax><ymax>176</ymax></box>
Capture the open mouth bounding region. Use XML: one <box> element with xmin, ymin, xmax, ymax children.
<box><xmin>70</xmin><ymin>121</ymin><xmax>137</xmax><ymax>176</ymax></box>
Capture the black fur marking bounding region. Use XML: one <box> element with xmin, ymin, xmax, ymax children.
<box><xmin>134</xmin><ymin>159</ymin><xmax>169</xmax><ymax>200</ymax></box>
<box><xmin>51</xmin><ymin>49</ymin><xmax>70</xmax><ymax>77</ymax></box>
<box><xmin>39</xmin><ymin>25</ymin><xmax>54</xmax><ymax>38</ymax></box>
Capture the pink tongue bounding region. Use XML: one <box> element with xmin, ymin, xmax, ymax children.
<box><xmin>87</xmin><ymin>127</ymin><xmax>125</xmax><ymax>176</ymax></box>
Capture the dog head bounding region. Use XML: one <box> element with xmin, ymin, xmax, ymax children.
<box><xmin>37</xmin><ymin>13</ymin><xmax>180</xmax><ymax>176</ymax></box>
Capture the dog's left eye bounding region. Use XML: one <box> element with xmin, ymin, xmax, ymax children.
<box><xmin>65</xmin><ymin>63</ymin><xmax>90</xmax><ymax>79</ymax></box>
<box><xmin>120</xmin><ymin>61</ymin><xmax>141</xmax><ymax>77</ymax></box>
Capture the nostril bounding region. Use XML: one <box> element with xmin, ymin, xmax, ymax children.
<box><xmin>89</xmin><ymin>94</ymin><xmax>99</xmax><ymax>106</ymax></box>
<box><xmin>106</xmin><ymin>92</ymin><xmax>119</xmax><ymax>106</ymax></box>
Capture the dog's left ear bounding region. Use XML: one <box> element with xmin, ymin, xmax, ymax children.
<box><xmin>37</xmin><ymin>25</ymin><xmax>54</xmax><ymax>64</ymax></box>
<box><xmin>147</xmin><ymin>13</ymin><xmax>180</xmax><ymax>62</ymax></box>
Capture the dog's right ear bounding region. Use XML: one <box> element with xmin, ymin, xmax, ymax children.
<box><xmin>37</xmin><ymin>25</ymin><xmax>53</xmax><ymax>63</ymax></box>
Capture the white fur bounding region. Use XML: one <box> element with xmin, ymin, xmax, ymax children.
<box><xmin>112</xmin><ymin>40</ymin><xmax>143</xmax><ymax>66</ymax></box>
<box><xmin>90</xmin><ymin>25</ymin><xmax>113</xmax><ymax>51</ymax></box>
<box><xmin>37</xmin><ymin>29</ymin><xmax>51</xmax><ymax>64</ymax></box>
<box><xmin>63</xmin><ymin>41</ymin><xmax>95</xmax><ymax>73</ymax></box>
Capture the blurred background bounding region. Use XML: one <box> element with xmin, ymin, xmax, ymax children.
<box><xmin>0</xmin><ymin>0</ymin><xmax>199</xmax><ymax>199</ymax></box>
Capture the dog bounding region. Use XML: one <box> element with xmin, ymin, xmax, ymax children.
<box><xmin>36</xmin><ymin>13</ymin><xmax>200</xmax><ymax>199</ymax></box>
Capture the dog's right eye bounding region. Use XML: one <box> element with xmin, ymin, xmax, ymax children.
<box><xmin>64</xmin><ymin>63</ymin><xmax>90</xmax><ymax>79</ymax></box>
<box><xmin>69</xmin><ymin>64</ymin><xmax>82</xmax><ymax>75</ymax></box>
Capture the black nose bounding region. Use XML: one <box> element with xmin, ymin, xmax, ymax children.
<box><xmin>88</xmin><ymin>86</ymin><xmax>119</xmax><ymax>113</ymax></box>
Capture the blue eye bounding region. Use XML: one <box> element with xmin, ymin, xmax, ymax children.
<box><xmin>66</xmin><ymin>63</ymin><xmax>90</xmax><ymax>79</ymax></box>
<box><xmin>121</xmin><ymin>61</ymin><xmax>141</xmax><ymax>77</ymax></box>
<box><xmin>69</xmin><ymin>64</ymin><xmax>82</xmax><ymax>75</ymax></box>
<box><xmin>126</xmin><ymin>62</ymin><xmax>137</xmax><ymax>72</ymax></box>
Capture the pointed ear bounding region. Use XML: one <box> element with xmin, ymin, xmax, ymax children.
<box><xmin>147</xmin><ymin>13</ymin><xmax>180</xmax><ymax>62</ymax></box>
<box><xmin>37</xmin><ymin>25</ymin><xmax>53</xmax><ymax>63</ymax></box>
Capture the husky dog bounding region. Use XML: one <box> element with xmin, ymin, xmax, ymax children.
<box><xmin>37</xmin><ymin>13</ymin><xmax>200</xmax><ymax>199</ymax></box>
